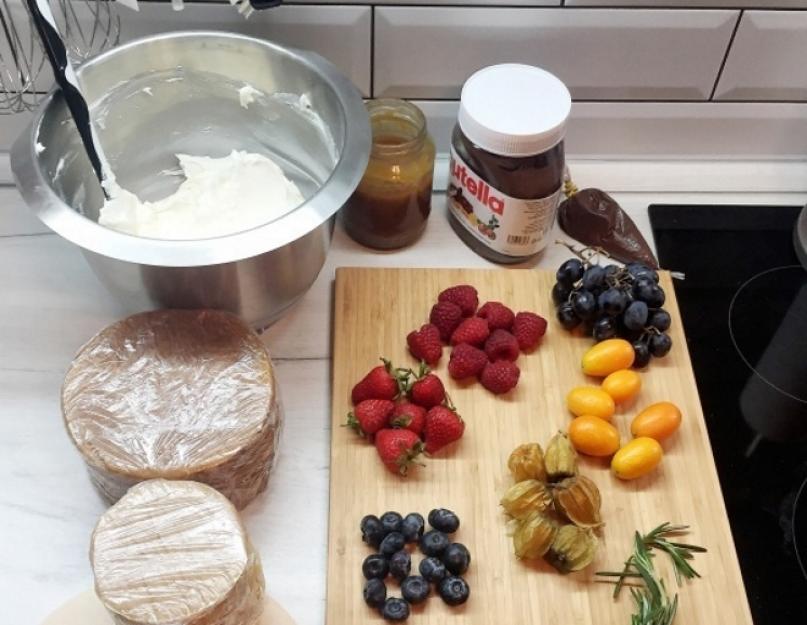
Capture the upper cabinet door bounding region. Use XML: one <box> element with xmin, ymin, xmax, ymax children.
<box><xmin>374</xmin><ymin>8</ymin><xmax>738</xmax><ymax>100</ymax></box>
<box><xmin>715</xmin><ymin>11</ymin><xmax>807</xmax><ymax>102</ymax></box>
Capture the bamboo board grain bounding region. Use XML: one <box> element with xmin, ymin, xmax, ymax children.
<box><xmin>327</xmin><ymin>267</ymin><xmax>753</xmax><ymax>625</ymax></box>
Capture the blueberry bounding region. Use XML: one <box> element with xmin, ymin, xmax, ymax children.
<box><xmin>379</xmin><ymin>532</ymin><xmax>406</xmax><ymax>557</ymax></box>
<box><xmin>571</xmin><ymin>290</ymin><xmax>597</xmax><ymax>320</ymax></box>
<box><xmin>400</xmin><ymin>576</ymin><xmax>431</xmax><ymax>604</ymax></box>
<box><xmin>649</xmin><ymin>333</ymin><xmax>672</xmax><ymax>358</ymax></box>
<box><xmin>648</xmin><ymin>309</ymin><xmax>671</xmax><ymax>332</ymax></box>
<box><xmin>419</xmin><ymin>556</ymin><xmax>447</xmax><ymax>583</ymax></box>
<box><xmin>380</xmin><ymin>597</ymin><xmax>410</xmax><ymax>621</ymax></box>
<box><xmin>623</xmin><ymin>301</ymin><xmax>649</xmax><ymax>331</ymax></box>
<box><xmin>389</xmin><ymin>550</ymin><xmax>411</xmax><ymax>582</ymax></box>
<box><xmin>645</xmin><ymin>285</ymin><xmax>666</xmax><ymax>309</ymax></box>
<box><xmin>557</xmin><ymin>302</ymin><xmax>581</xmax><ymax>330</ymax></box>
<box><xmin>438</xmin><ymin>576</ymin><xmax>470</xmax><ymax>606</ymax></box>
<box><xmin>592</xmin><ymin>316</ymin><xmax>617</xmax><ymax>342</ymax></box>
<box><xmin>556</xmin><ymin>258</ymin><xmax>585</xmax><ymax>286</ymax></box>
<box><xmin>441</xmin><ymin>543</ymin><xmax>471</xmax><ymax>575</ymax></box>
<box><xmin>632</xmin><ymin>340</ymin><xmax>651</xmax><ymax>369</ymax></box>
<box><xmin>604</xmin><ymin>264</ymin><xmax>620</xmax><ymax>280</ymax></box>
<box><xmin>401</xmin><ymin>513</ymin><xmax>425</xmax><ymax>543</ymax></box>
<box><xmin>428</xmin><ymin>508</ymin><xmax>460</xmax><ymax>534</ymax></box>
<box><xmin>362</xmin><ymin>553</ymin><xmax>389</xmax><ymax>580</ymax></box>
<box><xmin>582</xmin><ymin>265</ymin><xmax>606</xmax><ymax>292</ymax></box>
<box><xmin>361</xmin><ymin>515</ymin><xmax>387</xmax><ymax>548</ymax></box>
<box><xmin>420</xmin><ymin>530</ymin><xmax>450</xmax><ymax>557</ymax></box>
<box><xmin>598</xmin><ymin>288</ymin><xmax>628</xmax><ymax>317</ymax></box>
<box><xmin>380</xmin><ymin>511</ymin><xmax>403</xmax><ymax>534</ymax></box>
<box><xmin>552</xmin><ymin>282</ymin><xmax>572</xmax><ymax>306</ymax></box>
<box><xmin>363</xmin><ymin>578</ymin><xmax>387</xmax><ymax>608</ymax></box>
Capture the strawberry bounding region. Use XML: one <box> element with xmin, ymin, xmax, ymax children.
<box><xmin>409</xmin><ymin>372</ymin><xmax>446</xmax><ymax>409</ymax></box>
<box><xmin>477</xmin><ymin>301</ymin><xmax>515</xmax><ymax>331</ymax></box>
<box><xmin>407</xmin><ymin>324</ymin><xmax>443</xmax><ymax>365</ymax></box>
<box><xmin>424</xmin><ymin>406</ymin><xmax>465</xmax><ymax>455</ymax></box>
<box><xmin>390</xmin><ymin>401</ymin><xmax>427</xmax><ymax>437</ymax></box>
<box><xmin>375</xmin><ymin>428</ymin><xmax>424</xmax><ymax>476</ymax></box>
<box><xmin>351</xmin><ymin>359</ymin><xmax>400</xmax><ymax>404</ymax></box>
<box><xmin>429</xmin><ymin>301</ymin><xmax>463</xmax><ymax>342</ymax></box>
<box><xmin>345</xmin><ymin>399</ymin><xmax>395</xmax><ymax>438</ymax></box>
<box><xmin>512</xmin><ymin>311</ymin><xmax>548</xmax><ymax>351</ymax></box>
<box><xmin>438</xmin><ymin>284</ymin><xmax>479</xmax><ymax>317</ymax></box>
<box><xmin>448</xmin><ymin>343</ymin><xmax>487</xmax><ymax>380</ymax></box>
<box><xmin>450</xmin><ymin>317</ymin><xmax>490</xmax><ymax>347</ymax></box>
<box><xmin>480</xmin><ymin>360</ymin><xmax>520</xmax><ymax>395</ymax></box>
<box><xmin>484</xmin><ymin>329</ymin><xmax>520</xmax><ymax>362</ymax></box>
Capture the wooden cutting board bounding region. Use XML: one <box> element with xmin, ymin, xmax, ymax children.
<box><xmin>327</xmin><ymin>267</ymin><xmax>752</xmax><ymax>625</ymax></box>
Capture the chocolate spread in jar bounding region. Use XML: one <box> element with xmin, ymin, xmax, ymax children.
<box><xmin>447</xmin><ymin>64</ymin><xmax>571</xmax><ymax>264</ymax></box>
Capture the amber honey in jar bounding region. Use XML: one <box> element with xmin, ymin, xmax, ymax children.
<box><xmin>342</xmin><ymin>99</ymin><xmax>436</xmax><ymax>249</ymax></box>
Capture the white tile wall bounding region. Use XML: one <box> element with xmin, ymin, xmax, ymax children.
<box><xmin>374</xmin><ymin>8</ymin><xmax>738</xmax><ymax>100</ymax></box>
<box><xmin>418</xmin><ymin>100</ymin><xmax>807</xmax><ymax>159</ymax></box>
<box><xmin>714</xmin><ymin>10</ymin><xmax>807</xmax><ymax>101</ymax></box>
<box><xmin>567</xmin><ymin>0</ymin><xmax>807</xmax><ymax>6</ymax></box>
<box><xmin>4</xmin><ymin>2</ymin><xmax>372</xmax><ymax>95</ymax></box>
<box><xmin>1</xmin><ymin>2</ymin><xmax>807</xmax><ymax>160</ymax></box>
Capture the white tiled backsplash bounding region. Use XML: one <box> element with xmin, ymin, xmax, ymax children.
<box><xmin>4</xmin><ymin>1</ymin><xmax>807</xmax><ymax>159</ymax></box>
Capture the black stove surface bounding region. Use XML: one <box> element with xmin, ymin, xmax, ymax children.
<box><xmin>650</xmin><ymin>204</ymin><xmax>807</xmax><ymax>625</ymax></box>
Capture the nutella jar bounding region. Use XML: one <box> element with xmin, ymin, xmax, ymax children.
<box><xmin>447</xmin><ymin>64</ymin><xmax>571</xmax><ymax>263</ymax></box>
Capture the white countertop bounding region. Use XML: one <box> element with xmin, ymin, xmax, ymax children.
<box><xmin>3</xmin><ymin>158</ymin><xmax>807</xmax><ymax>625</ymax></box>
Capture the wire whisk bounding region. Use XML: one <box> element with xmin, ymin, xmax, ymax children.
<box><xmin>0</xmin><ymin>0</ymin><xmax>119</xmax><ymax>113</ymax></box>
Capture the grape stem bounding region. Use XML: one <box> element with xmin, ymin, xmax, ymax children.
<box><xmin>555</xmin><ymin>240</ymin><xmax>612</xmax><ymax>266</ymax></box>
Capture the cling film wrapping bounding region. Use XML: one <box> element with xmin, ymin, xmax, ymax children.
<box><xmin>91</xmin><ymin>479</ymin><xmax>265</xmax><ymax>625</ymax></box>
<box><xmin>62</xmin><ymin>310</ymin><xmax>282</xmax><ymax>510</ymax></box>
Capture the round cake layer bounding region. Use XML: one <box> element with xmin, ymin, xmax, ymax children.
<box><xmin>62</xmin><ymin>310</ymin><xmax>281</xmax><ymax>508</ymax></box>
<box><xmin>91</xmin><ymin>479</ymin><xmax>265</xmax><ymax>625</ymax></box>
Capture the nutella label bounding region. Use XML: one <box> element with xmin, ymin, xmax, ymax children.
<box><xmin>447</xmin><ymin>146</ymin><xmax>562</xmax><ymax>257</ymax></box>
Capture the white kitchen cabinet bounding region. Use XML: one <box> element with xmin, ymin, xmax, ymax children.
<box><xmin>714</xmin><ymin>10</ymin><xmax>807</xmax><ymax>101</ymax></box>
<box><xmin>0</xmin><ymin>3</ymin><xmax>372</xmax><ymax>96</ymax></box>
<box><xmin>374</xmin><ymin>8</ymin><xmax>738</xmax><ymax>100</ymax></box>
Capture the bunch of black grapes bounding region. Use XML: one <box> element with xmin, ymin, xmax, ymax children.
<box><xmin>552</xmin><ymin>258</ymin><xmax>672</xmax><ymax>368</ymax></box>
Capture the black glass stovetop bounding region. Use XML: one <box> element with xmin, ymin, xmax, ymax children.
<box><xmin>650</xmin><ymin>204</ymin><xmax>807</xmax><ymax>625</ymax></box>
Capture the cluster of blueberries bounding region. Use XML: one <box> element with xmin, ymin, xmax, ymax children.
<box><xmin>360</xmin><ymin>508</ymin><xmax>471</xmax><ymax>621</ymax></box>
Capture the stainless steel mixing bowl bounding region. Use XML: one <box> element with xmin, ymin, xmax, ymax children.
<box><xmin>11</xmin><ymin>31</ymin><xmax>370</xmax><ymax>328</ymax></box>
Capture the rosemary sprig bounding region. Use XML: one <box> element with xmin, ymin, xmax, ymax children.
<box><xmin>596</xmin><ymin>523</ymin><xmax>705</xmax><ymax>625</ymax></box>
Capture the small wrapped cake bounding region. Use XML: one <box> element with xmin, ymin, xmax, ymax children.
<box><xmin>62</xmin><ymin>310</ymin><xmax>281</xmax><ymax>509</ymax></box>
<box><xmin>91</xmin><ymin>479</ymin><xmax>265</xmax><ymax>625</ymax></box>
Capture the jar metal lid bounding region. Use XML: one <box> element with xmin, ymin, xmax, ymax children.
<box><xmin>458</xmin><ymin>64</ymin><xmax>571</xmax><ymax>157</ymax></box>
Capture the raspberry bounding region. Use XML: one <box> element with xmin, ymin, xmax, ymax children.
<box><xmin>480</xmin><ymin>360</ymin><xmax>520</xmax><ymax>395</ymax></box>
<box><xmin>448</xmin><ymin>343</ymin><xmax>488</xmax><ymax>379</ymax></box>
<box><xmin>438</xmin><ymin>285</ymin><xmax>479</xmax><ymax>317</ymax></box>
<box><xmin>450</xmin><ymin>317</ymin><xmax>490</xmax><ymax>347</ymax></box>
<box><xmin>477</xmin><ymin>301</ymin><xmax>515</xmax><ymax>331</ymax></box>
<box><xmin>407</xmin><ymin>324</ymin><xmax>443</xmax><ymax>365</ymax></box>
<box><xmin>484</xmin><ymin>329</ymin><xmax>520</xmax><ymax>362</ymax></box>
<box><xmin>512</xmin><ymin>311</ymin><xmax>548</xmax><ymax>351</ymax></box>
<box><xmin>429</xmin><ymin>301</ymin><xmax>463</xmax><ymax>342</ymax></box>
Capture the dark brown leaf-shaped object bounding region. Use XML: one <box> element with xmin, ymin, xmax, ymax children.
<box><xmin>558</xmin><ymin>188</ymin><xmax>658</xmax><ymax>268</ymax></box>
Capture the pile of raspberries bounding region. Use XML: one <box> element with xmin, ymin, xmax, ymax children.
<box><xmin>406</xmin><ymin>285</ymin><xmax>548</xmax><ymax>395</ymax></box>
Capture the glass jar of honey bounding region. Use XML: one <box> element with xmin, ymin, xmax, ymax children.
<box><xmin>342</xmin><ymin>99</ymin><xmax>435</xmax><ymax>249</ymax></box>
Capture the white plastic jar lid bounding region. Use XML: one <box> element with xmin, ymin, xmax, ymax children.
<box><xmin>458</xmin><ymin>64</ymin><xmax>572</xmax><ymax>157</ymax></box>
